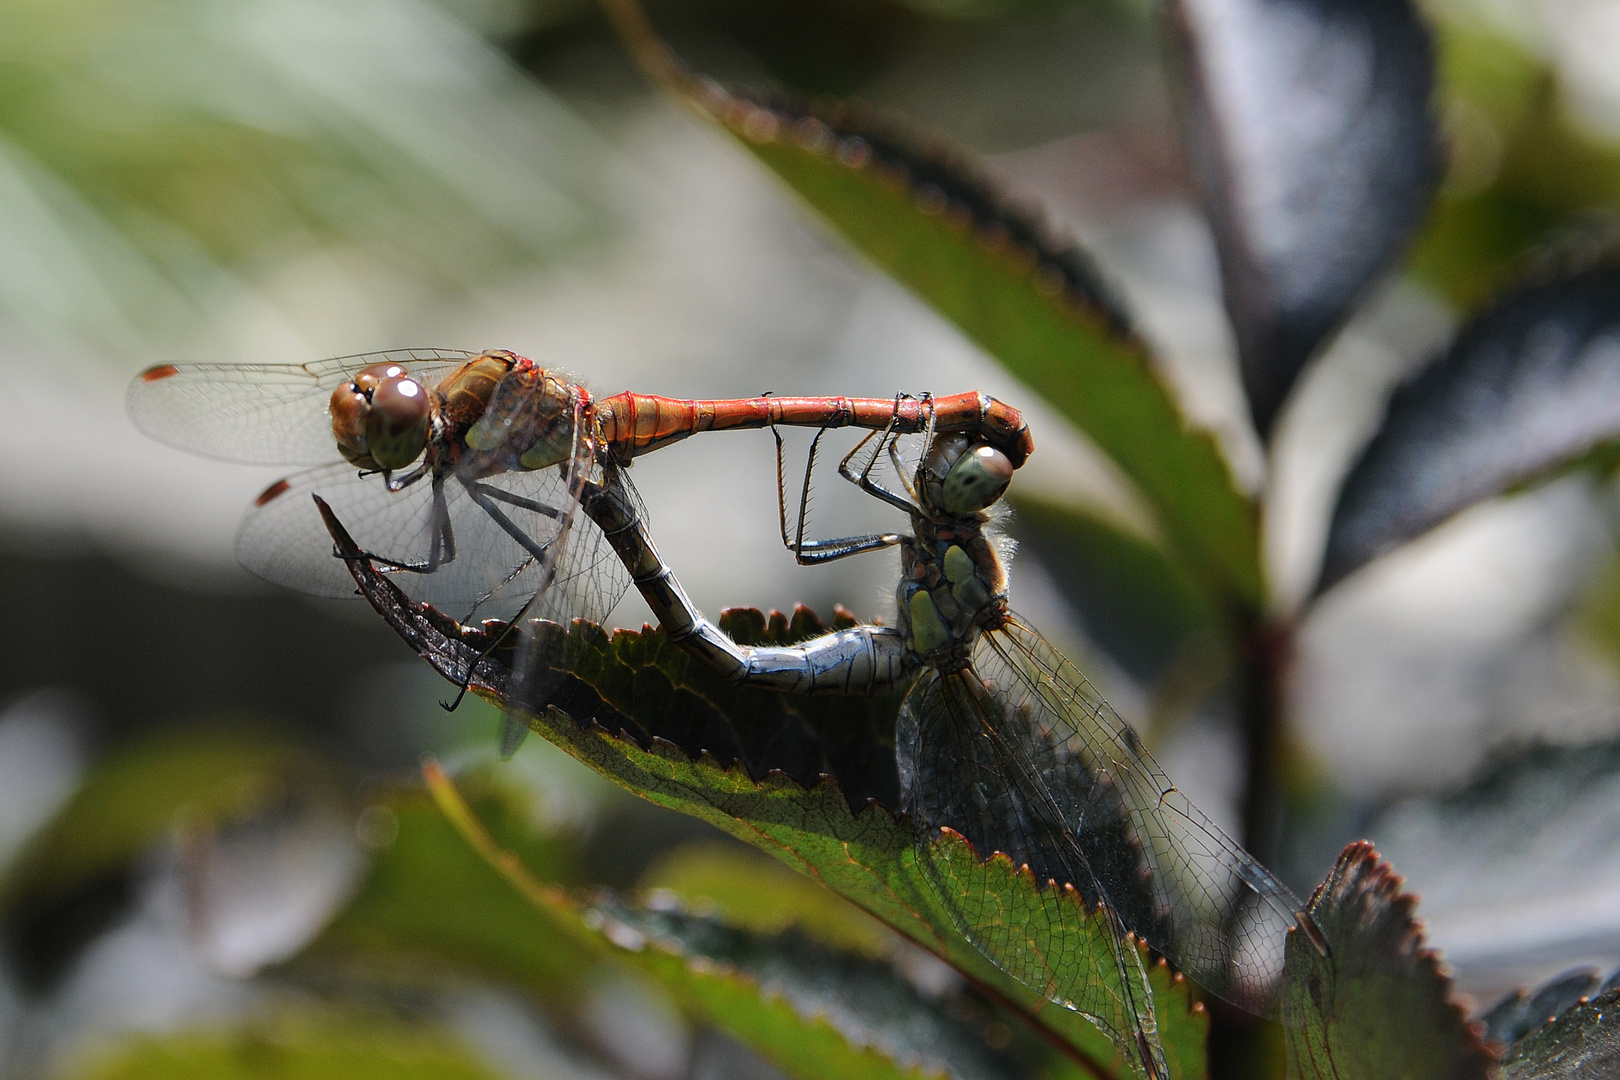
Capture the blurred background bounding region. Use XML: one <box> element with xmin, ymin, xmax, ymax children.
<box><xmin>5</xmin><ymin>0</ymin><xmax>1620</xmax><ymax>1075</ymax></box>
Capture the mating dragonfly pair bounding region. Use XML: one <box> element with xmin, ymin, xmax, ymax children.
<box><xmin>130</xmin><ymin>348</ymin><xmax>1317</xmax><ymax>1080</ymax></box>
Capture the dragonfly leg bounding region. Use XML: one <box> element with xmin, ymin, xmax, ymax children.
<box><xmin>836</xmin><ymin>420</ymin><xmax>917</xmax><ymax>514</ymax></box>
<box><xmin>335</xmin><ymin>477</ymin><xmax>460</xmax><ymax>576</ymax></box>
<box><xmin>380</xmin><ymin>459</ymin><xmax>432</xmax><ymax>493</ymax></box>
<box><xmin>463</xmin><ymin>479</ymin><xmax>562</xmax><ymax>566</ymax></box>
<box><xmin>771</xmin><ymin>425</ymin><xmax>904</xmax><ymax>565</ymax></box>
<box><xmin>884</xmin><ymin>392</ymin><xmax>932</xmax><ymax>505</ymax></box>
<box><xmin>464</xmin><ymin>480</ymin><xmax>567</xmax><ymax>523</ymax></box>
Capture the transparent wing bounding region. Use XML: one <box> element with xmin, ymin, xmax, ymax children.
<box><xmin>900</xmin><ymin>667</ymin><xmax>1167</xmax><ymax>1080</ymax></box>
<box><xmin>468</xmin><ymin>388</ymin><xmax>633</xmax><ymax>752</ymax></box>
<box><xmin>239</xmin><ymin>459</ymin><xmax>629</xmax><ymax>624</ymax></box>
<box><xmin>127</xmin><ymin>348</ymin><xmax>479</xmax><ymax>465</ymax></box>
<box><xmin>899</xmin><ymin>615</ymin><xmax>1306</xmax><ymax>1021</ymax></box>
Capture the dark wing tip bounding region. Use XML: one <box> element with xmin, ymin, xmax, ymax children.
<box><xmin>254</xmin><ymin>478</ymin><xmax>293</xmax><ymax>507</ymax></box>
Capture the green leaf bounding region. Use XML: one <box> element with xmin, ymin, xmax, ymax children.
<box><xmin>0</xmin><ymin>0</ymin><xmax>603</xmax><ymax>352</ymax></box>
<box><xmin>330</xmin><ymin>529</ymin><xmax>1210</xmax><ymax>1080</ymax></box>
<box><xmin>71</xmin><ymin>1012</ymin><xmax>508</xmax><ymax>1080</ymax></box>
<box><xmin>1280</xmin><ymin>842</ymin><xmax>1494</xmax><ymax>1080</ymax></box>
<box><xmin>1499</xmin><ymin>984</ymin><xmax>1620</xmax><ymax>1079</ymax></box>
<box><xmin>426</xmin><ymin>766</ymin><xmax>1111</xmax><ymax>1080</ymax></box>
<box><xmin>641</xmin><ymin>842</ymin><xmax>894</xmax><ymax>959</ymax></box>
<box><xmin>642</xmin><ymin>844</ymin><xmax>1209</xmax><ymax>1080</ymax></box>
<box><xmin>687</xmin><ymin>87</ymin><xmax>1262</xmax><ymax>610</ymax></box>
<box><xmin>0</xmin><ymin>728</ymin><xmax>326</xmax><ymax>924</ymax></box>
<box><xmin>307</xmin><ymin>780</ymin><xmax>597</xmax><ymax>1006</ymax></box>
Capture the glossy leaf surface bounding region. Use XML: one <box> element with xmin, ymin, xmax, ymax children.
<box><xmin>1499</xmin><ymin>984</ymin><xmax>1620</xmax><ymax>1079</ymax></box>
<box><xmin>327</xmin><ymin>505</ymin><xmax>1211</xmax><ymax>1079</ymax></box>
<box><xmin>1370</xmin><ymin>739</ymin><xmax>1620</xmax><ymax>1003</ymax></box>
<box><xmin>1320</xmin><ymin>260</ymin><xmax>1620</xmax><ymax>593</ymax></box>
<box><xmin>1279</xmin><ymin>842</ymin><xmax>1493</xmax><ymax>1080</ymax></box>
<box><xmin>1166</xmin><ymin>0</ymin><xmax>1441</xmax><ymax>433</ymax></box>
<box><xmin>426</xmin><ymin>765</ymin><xmax>1105</xmax><ymax>1080</ymax></box>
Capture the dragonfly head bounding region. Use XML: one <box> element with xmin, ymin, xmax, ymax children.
<box><xmin>331</xmin><ymin>362</ymin><xmax>432</xmax><ymax>472</ymax></box>
<box><xmin>923</xmin><ymin>434</ymin><xmax>1015</xmax><ymax>516</ymax></box>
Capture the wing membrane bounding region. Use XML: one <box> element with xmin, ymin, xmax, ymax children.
<box><xmin>908</xmin><ymin>615</ymin><xmax>1305</xmax><ymax>1019</ymax></box>
<box><xmin>128</xmin><ymin>348</ymin><xmax>478</xmax><ymax>465</ymax></box>
<box><xmin>901</xmin><ymin>667</ymin><xmax>1166</xmax><ymax>1080</ymax></box>
<box><xmin>240</xmin><ymin>458</ymin><xmax>628</xmax><ymax>624</ymax></box>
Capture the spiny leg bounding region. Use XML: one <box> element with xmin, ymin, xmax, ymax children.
<box><xmin>772</xmin><ymin>424</ymin><xmax>902</xmax><ymax>566</ymax></box>
<box><xmin>836</xmin><ymin>401</ymin><xmax>918</xmax><ymax>513</ymax></box>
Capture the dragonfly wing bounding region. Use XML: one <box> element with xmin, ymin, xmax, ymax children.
<box><xmin>128</xmin><ymin>349</ymin><xmax>478</xmax><ymax>465</ymax></box>
<box><xmin>238</xmin><ymin>462</ymin><xmax>461</xmax><ymax>601</ymax></box>
<box><xmin>445</xmin><ymin>374</ymin><xmax>632</xmax><ymax>747</ymax></box>
<box><xmin>900</xmin><ymin>668</ymin><xmax>1167</xmax><ymax>1080</ymax></box>
<box><xmin>957</xmin><ymin>616</ymin><xmax>1307</xmax><ymax>1019</ymax></box>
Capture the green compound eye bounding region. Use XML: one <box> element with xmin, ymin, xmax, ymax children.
<box><xmin>941</xmin><ymin>444</ymin><xmax>1013</xmax><ymax>514</ymax></box>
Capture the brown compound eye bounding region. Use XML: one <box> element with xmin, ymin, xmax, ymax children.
<box><xmin>364</xmin><ymin>374</ymin><xmax>429</xmax><ymax>470</ymax></box>
<box><xmin>331</xmin><ymin>380</ymin><xmax>375</xmax><ymax>466</ymax></box>
<box><xmin>941</xmin><ymin>443</ymin><xmax>1013</xmax><ymax>514</ymax></box>
<box><xmin>353</xmin><ymin>361</ymin><xmax>408</xmax><ymax>394</ymax></box>
<box><xmin>330</xmin><ymin>362</ymin><xmax>427</xmax><ymax>470</ymax></box>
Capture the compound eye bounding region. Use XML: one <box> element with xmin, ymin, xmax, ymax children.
<box><xmin>352</xmin><ymin>361</ymin><xmax>409</xmax><ymax>394</ymax></box>
<box><xmin>364</xmin><ymin>375</ymin><xmax>430</xmax><ymax>470</ymax></box>
<box><xmin>941</xmin><ymin>444</ymin><xmax>1013</xmax><ymax>513</ymax></box>
<box><xmin>330</xmin><ymin>381</ymin><xmax>374</xmax><ymax>466</ymax></box>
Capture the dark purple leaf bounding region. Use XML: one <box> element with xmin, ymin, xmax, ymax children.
<box><xmin>1485</xmin><ymin>968</ymin><xmax>1604</xmax><ymax>1047</ymax></box>
<box><xmin>1165</xmin><ymin>0</ymin><xmax>1442</xmax><ymax>434</ymax></box>
<box><xmin>1319</xmin><ymin>260</ymin><xmax>1620</xmax><ymax>593</ymax></box>
<box><xmin>1500</xmin><ymin>984</ymin><xmax>1620</xmax><ymax>1079</ymax></box>
<box><xmin>1280</xmin><ymin>841</ymin><xmax>1495</xmax><ymax>1080</ymax></box>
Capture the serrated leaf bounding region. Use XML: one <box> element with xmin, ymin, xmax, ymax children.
<box><xmin>71</xmin><ymin>1012</ymin><xmax>507</xmax><ymax>1080</ymax></box>
<box><xmin>1369</xmin><ymin>740</ymin><xmax>1620</xmax><ymax>999</ymax></box>
<box><xmin>1484</xmin><ymin>967</ymin><xmax>1604</xmax><ymax>1047</ymax></box>
<box><xmin>1164</xmin><ymin>0</ymin><xmax>1442</xmax><ymax>434</ymax></box>
<box><xmin>683</xmin><ymin>84</ymin><xmax>1262</xmax><ymax>610</ymax></box>
<box><xmin>1280</xmin><ymin>841</ymin><xmax>1494</xmax><ymax>1080</ymax></box>
<box><xmin>426</xmin><ymin>765</ymin><xmax>1108</xmax><ymax>1080</ymax></box>
<box><xmin>1319</xmin><ymin>259</ymin><xmax>1620</xmax><ymax>593</ymax></box>
<box><xmin>330</xmin><ymin>513</ymin><xmax>1210</xmax><ymax>1079</ymax></box>
<box><xmin>640</xmin><ymin>843</ymin><xmax>1208</xmax><ymax>1080</ymax></box>
<box><xmin>1499</xmin><ymin>984</ymin><xmax>1620</xmax><ymax>1079</ymax></box>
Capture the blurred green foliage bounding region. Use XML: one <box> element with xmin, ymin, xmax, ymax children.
<box><xmin>74</xmin><ymin>1012</ymin><xmax>509</xmax><ymax>1080</ymax></box>
<box><xmin>0</xmin><ymin>0</ymin><xmax>600</xmax><ymax>352</ymax></box>
<box><xmin>1411</xmin><ymin>17</ymin><xmax>1620</xmax><ymax>307</ymax></box>
<box><xmin>9</xmin><ymin>0</ymin><xmax>1620</xmax><ymax>1078</ymax></box>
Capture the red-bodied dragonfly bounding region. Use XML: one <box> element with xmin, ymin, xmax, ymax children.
<box><xmin>571</xmin><ymin>414</ymin><xmax>1322</xmax><ymax>1080</ymax></box>
<box><xmin>128</xmin><ymin>348</ymin><xmax>1031</xmax><ymax>746</ymax></box>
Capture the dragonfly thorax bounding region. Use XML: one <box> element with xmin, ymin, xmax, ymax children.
<box><xmin>898</xmin><ymin>521</ymin><xmax>1008</xmax><ymax>669</ymax></box>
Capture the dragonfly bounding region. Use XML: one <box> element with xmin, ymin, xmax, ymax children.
<box><xmin>127</xmin><ymin>348</ymin><xmax>1032</xmax><ymax>747</ymax></box>
<box><xmin>567</xmin><ymin>408</ymin><xmax>1323</xmax><ymax>1080</ymax></box>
